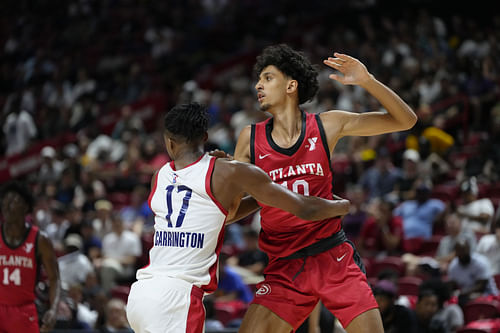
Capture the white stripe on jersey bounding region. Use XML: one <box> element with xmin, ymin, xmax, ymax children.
<box><xmin>137</xmin><ymin>153</ymin><xmax>227</xmax><ymax>291</ymax></box>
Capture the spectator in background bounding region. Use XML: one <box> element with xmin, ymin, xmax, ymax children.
<box><xmin>342</xmin><ymin>185</ymin><xmax>369</xmax><ymax>241</ymax></box>
<box><xmin>394</xmin><ymin>179</ymin><xmax>446</xmax><ymax>240</ymax></box>
<box><xmin>435</xmin><ymin>212</ymin><xmax>477</xmax><ymax>272</ymax></box>
<box><xmin>119</xmin><ymin>184</ymin><xmax>152</xmax><ymax>233</ymax></box>
<box><xmin>447</xmin><ymin>239</ymin><xmax>498</xmax><ymax>306</ymax></box>
<box><xmin>358</xmin><ymin>198</ymin><xmax>404</xmax><ymax>258</ymax></box>
<box><xmin>392</xmin><ymin>149</ymin><xmax>420</xmax><ymax>202</ymax></box>
<box><xmin>100</xmin><ymin>298</ymin><xmax>133</xmax><ymax>333</ymax></box>
<box><xmin>97</xmin><ymin>214</ymin><xmax>142</xmax><ymax>293</ymax></box>
<box><xmin>111</xmin><ymin>105</ymin><xmax>145</xmax><ymax>141</ymax></box>
<box><xmin>2</xmin><ymin>95</ymin><xmax>37</xmax><ymax>156</ymax></box>
<box><xmin>80</xmin><ymin>220</ymin><xmax>102</xmax><ymax>263</ymax></box>
<box><xmin>66</xmin><ymin>283</ymin><xmax>98</xmax><ymax>329</ymax></box>
<box><xmin>92</xmin><ymin>199</ymin><xmax>113</xmax><ymax>239</ymax></box>
<box><xmin>203</xmin><ymin>295</ymin><xmax>225</xmax><ymax>331</ymax></box>
<box><xmin>476</xmin><ymin>217</ymin><xmax>500</xmax><ymax>275</ymax></box>
<box><xmin>457</xmin><ymin>177</ymin><xmax>495</xmax><ymax>234</ymax></box>
<box><xmin>419</xmin><ymin>279</ymin><xmax>464</xmax><ymax>333</ymax></box>
<box><xmin>412</xmin><ymin>289</ymin><xmax>446</xmax><ymax>333</ymax></box>
<box><xmin>215</xmin><ymin>253</ymin><xmax>254</xmax><ymax>304</ymax></box>
<box><xmin>38</xmin><ymin>146</ymin><xmax>64</xmax><ymax>183</ymax></box>
<box><xmin>45</xmin><ymin>201</ymin><xmax>70</xmax><ymax>252</ymax></box>
<box><xmin>58</xmin><ymin>234</ymin><xmax>95</xmax><ymax>291</ymax></box>
<box><xmin>360</xmin><ymin>147</ymin><xmax>402</xmax><ymax>200</ymax></box>
<box><xmin>372</xmin><ymin>279</ymin><xmax>417</xmax><ymax>333</ymax></box>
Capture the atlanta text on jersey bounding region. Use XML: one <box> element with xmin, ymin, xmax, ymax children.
<box><xmin>0</xmin><ymin>255</ymin><xmax>34</xmax><ymax>268</ymax></box>
<box><xmin>268</xmin><ymin>163</ymin><xmax>324</xmax><ymax>181</ymax></box>
<box><xmin>154</xmin><ymin>230</ymin><xmax>205</xmax><ymax>249</ymax></box>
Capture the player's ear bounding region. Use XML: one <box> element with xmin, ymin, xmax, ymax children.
<box><xmin>286</xmin><ymin>79</ymin><xmax>298</xmax><ymax>94</ymax></box>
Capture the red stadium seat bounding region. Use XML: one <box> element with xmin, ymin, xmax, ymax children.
<box><xmin>369</xmin><ymin>256</ymin><xmax>406</xmax><ymax>278</ymax></box>
<box><xmin>419</xmin><ymin>235</ymin><xmax>443</xmax><ymax>257</ymax></box>
<box><xmin>463</xmin><ymin>300</ymin><xmax>500</xmax><ymax>323</ymax></box>
<box><xmin>456</xmin><ymin>328</ymin><xmax>490</xmax><ymax>333</ymax></box>
<box><xmin>495</xmin><ymin>275</ymin><xmax>500</xmax><ymax>290</ymax></box>
<box><xmin>110</xmin><ymin>285</ymin><xmax>131</xmax><ymax>303</ymax></box>
<box><xmin>403</xmin><ymin>237</ymin><xmax>424</xmax><ymax>254</ymax></box>
<box><xmin>398</xmin><ymin>276</ymin><xmax>422</xmax><ymax>296</ymax></box>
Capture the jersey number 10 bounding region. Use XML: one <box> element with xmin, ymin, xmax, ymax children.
<box><xmin>165</xmin><ymin>185</ymin><xmax>192</xmax><ymax>228</ymax></box>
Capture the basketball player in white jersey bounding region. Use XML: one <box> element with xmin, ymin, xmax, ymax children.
<box><xmin>126</xmin><ymin>102</ymin><xmax>350</xmax><ymax>333</ymax></box>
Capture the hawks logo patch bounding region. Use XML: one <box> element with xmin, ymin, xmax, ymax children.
<box><xmin>255</xmin><ymin>284</ymin><xmax>271</xmax><ymax>296</ymax></box>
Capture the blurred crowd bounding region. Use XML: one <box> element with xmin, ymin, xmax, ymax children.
<box><xmin>1</xmin><ymin>0</ymin><xmax>500</xmax><ymax>332</ymax></box>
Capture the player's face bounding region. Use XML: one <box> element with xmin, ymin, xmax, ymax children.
<box><xmin>1</xmin><ymin>191</ymin><xmax>28</xmax><ymax>222</ymax></box>
<box><xmin>255</xmin><ymin>65</ymin><xmax>290</xmax><ymax>111</ymax></box>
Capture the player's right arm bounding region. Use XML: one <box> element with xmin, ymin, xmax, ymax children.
<box><xmin>234</xmin><ymin>125</ymin><xmax>251</xmax><ymax>163</ymax></box>
<box><xmin>230</xmin><ymin>161</ymin><xmax>349</xmax><ymax>221</ymax></box>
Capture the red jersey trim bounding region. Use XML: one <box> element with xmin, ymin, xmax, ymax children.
<box><xmin>204</xmin><ymin>157</ymin><xmax>228</xmax><ymax>216</ymax></box>
<box><xmin>147</xmin><ymin>171</ymin><xmax>159</xmax><ymax>211</ymax></box>
<box><xmin>201</xmin><ymin>219</ymin><xmax>226</xmax><ymax>293</ymax></box>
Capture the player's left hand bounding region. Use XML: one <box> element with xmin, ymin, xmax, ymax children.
<box><xmin>40</xmin><ymin>308</ymin><xmax>56</xmax><ymax>333</ymax></box>
<box><xmin>209</xmin><ymin>149</ymin><xmax>233</xmax><ymax>160</ymax></box>
<box><xmin>323</xmin><ymin>53</ymin><xmax>372</xmax><ymax>86</ymax></box>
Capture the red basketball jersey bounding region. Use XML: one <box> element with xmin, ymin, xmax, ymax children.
<box><xmin>251</xmin><ymin>111</ymin><xmax>341</xmax><ymax>259</ymax></box>
<box><xmin>0</xmin><ymin>224</ymin><xmax>39</xmax><ymax>306</ymax></box>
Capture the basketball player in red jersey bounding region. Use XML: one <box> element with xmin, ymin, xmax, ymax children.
<box><xmin>234</xmin><ymin>45</ymin><xmax>417</xmax><ymax>333</ymax></box>
<box><xmin>0</xmin><ymin>181</ymin><xmax>61</xmax><ymax>333</ymax></box>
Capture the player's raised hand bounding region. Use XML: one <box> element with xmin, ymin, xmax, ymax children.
<box><xmin>323</xmin><ymin>53</ymin><xmax>372</xmax><ymax>86</ymax></box>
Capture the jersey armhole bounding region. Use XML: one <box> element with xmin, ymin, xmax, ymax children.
<box><xmin>250</xmin><ymin>124</ymin><xmax>256</xmax><ymax>165</ymax></box>
<box><xmin>205</xmin><ymin>158</ymin><xmax>229</xmax><ymax>216</ymax></box>
<box><xmin>315</xmin><ymin>113</ymin><xmax>331</xmax><ymax>161</ymax></box>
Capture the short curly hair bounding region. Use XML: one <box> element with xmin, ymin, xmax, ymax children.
<box><xmin>0</xmin><ymin>181</ymin><xmax>34</xmax><ymax>213</ymax></box>
<box><xmin>254</xmin><ymin>44</ymin><xmax>319</xmax><ymax>105</ymax></box>
<box><xmin>164</xmin><ymin>102</ymin><xmax>209</xmax><ymax>143</ymax></box>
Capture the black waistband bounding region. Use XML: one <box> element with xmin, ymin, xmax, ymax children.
<box><xmin>281</xmin><ymin>229</ymin><xmax>347</xmax><ymax>260</ymax></box>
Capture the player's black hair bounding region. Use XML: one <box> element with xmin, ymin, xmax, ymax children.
<box><xmin>164</xmin><ymin>102</ymin><xmax>209</xmax><ymax>143</ymax></box>
<box><xmin>254</xmin><ymin>44</ymin><xmax>319</xmax><ymax>105</ymax></box>
<box><xmin>0</xmin><ymin>181</ymin><xmax>35</xmax><ymax>213</ymax></box>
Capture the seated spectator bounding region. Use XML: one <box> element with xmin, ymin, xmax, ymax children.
<box><xmin>67</xmin><ymin>283</ymin><xmax>98</xmax><ymax>329</ymax></box>
<box><xmin>359</xmin><ymin>147</ymin><xmax>402</xmax><ymax>200</ymax></box>
<box><xmin>92</xmin><ymin>199</ymin><xmax>113</xmax><ymax>239</ymax></box>
<box><xmin>435</xmin><ymin>212</ymin><xmax>477</xmax><ymax>272</ymax></box>
<box><xmin>447</xmin><ymin>239</ymin><xmax>499</xmax><ymax>306</ymax></box>
<box><xmin>420</xmin><ymin>279</ymin><xmax>464</xmax><ymax>332</ymax></box>
<box><xmin>80</xmin><ymin>219</ymin><xmax>102</xmax><ymax>263</ymax></box>
<box><xmin>97</xmin><ymin>214</ymin><xmax>142</xmax><ymax>293</ymax></box>
<box><xmin>358</xmin><ymin>198</ymin><xmax>404</xmax><ymax>258</ymax></box>
<box><xmin>58</xmin><ymin>234</ymin><xmax>95</xmax><ymax>290</ymax></box>
<box><xmin>392</xmin><ymin>149</ymin><xmax>421</xmax><ymax>202</ymax></box>
<box><xmin>372</xmin><ymin>279</ymin><xmax>417</xmax><ymax>333</ymax></box>
<box><xmin>413</xmin><ymin>289</ymin><xmax>446</xmax><ymax>333</ymax></box>
<box><xmin>457</xmin><ymin>177</ymin><xmax>495</xmax><ymax>234</ymax></box>
<box><xmin>100</xmin><ymin>298</ymin><xmax>133</xmax><ymax>333</ymax></box>
<box><xmin>38</xmin><ymin>146</ymin><xmax>64</xmax><ymax>183</ymax></box>
<box><xmin>476</xmin><ymin>217</ymin><xmax>500</xmax><ymax>275</ymax></box>
<box><xmin>227</xmin><ymin>228</ymin><xmax>268</xmax><ymax>284</ymax></box>
<box><xmin>215</xmin><ymin>253</ymin><xmax>253</xmax><ymax>304</ymax></box>
<box><xmin>394</xmin><ymin>180</ymin><xmax>446</xmax><ymax>240</ymax></box>
<box><xmin>342</xmin><ymin>185</ymin><xmax>369</xmax><ymax>241</ymax></box>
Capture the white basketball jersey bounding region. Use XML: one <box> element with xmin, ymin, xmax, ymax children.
<box><xmin>137</xmin><ymin>153</ymin><xmax>227</xmax><ymax>293</ymax></box>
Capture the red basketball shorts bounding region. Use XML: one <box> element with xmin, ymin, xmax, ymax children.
<box><xmin>0</xmin><ymin>302</ymin><xmax>39</xmax><ymax>333</ymax></box>
<box><xmin>252</xmin><ymin>241</ymin><xmax>378</xmax><ymax>330</ymax></box>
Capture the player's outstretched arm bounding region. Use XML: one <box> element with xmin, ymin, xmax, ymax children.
<box><xmin>38</xmin><ymin>232</ymin><xmax>61</xmax><ymax>333</ymax></box>
<box><xmin>322</xmin><ymin>53</ymin><xmax>417</xmax><ymax>137</ymax></box>
<box><xmin>232</xmin><ymin>161</ymin><xmax>350</xmax><ymax>221</ymax></box>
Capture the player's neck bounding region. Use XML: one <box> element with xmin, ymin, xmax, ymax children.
<box><xmin>269</xmin><ymin>104</ymin><xmax>302</xmax><ymax>139</ymax></box>
<box><xmin>173</xmin><ymin>148</ymin><xmax>204</xmax><ymax>170</ymax></box>
<box><xmin>2</xmin><ymin>220</ymin><xmax>27</xmax><ymax>241</ymax></box>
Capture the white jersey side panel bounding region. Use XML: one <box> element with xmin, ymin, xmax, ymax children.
<box><xmin>137</xmin><ymin>154</ymin><xmax>227</xmax><ymax>292</ymax></box>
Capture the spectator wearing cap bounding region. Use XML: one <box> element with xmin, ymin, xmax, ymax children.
<box><xmin>92</xmin><ymin>199</ymin><xmax>113</xmax><ymax>239</ymax></box>
<box><xmin>392</xmin><ymin>149</ymin><xmax>420</xmax><ymax>202</ymax></box>
<box><xmin>38</xmin><ymin>146</ymin><xmax>64</xmax><ymax>183</ymax></box>
<box><xmin>447</xmin><ymin>239</ymin><xmax>499</xmax><ymax>306</ymax></box>
<box><xmin>372</xmin><ymin>279</ymin><xmax>417</xmax><ymax>333</ymax></box>
<box><xmin>394</xmin><ymin>179</ymin><xmax>446</xmax><ymax>240</ymax></box>
<box><xmin>97</xmin><ymin>214</ymin><xmax>141</xmax><ymax>293</ymax></box>
<box><xmin>359</xmin><ymin>147</ymin><xmax>402</xmax><ymax>200</ymax></box>
<box><xmin>476</xmin><ymin>217</ymin><xmax>500</xmax><ymax>275</ymax></box>
<box><xmin>457</xmin><ymin>177</ymin><xmax>495</xmax><ymax>234</ymax></box>
<box><xmin>58</xmin><ymin>233</ymin><xmax>95</xmax><ymax>290</ymax></box>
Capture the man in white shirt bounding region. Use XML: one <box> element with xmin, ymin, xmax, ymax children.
<box><xmin>457</xmin><ymin>177</ymin><xmax>494</xmax><ymax>234</ymax></box>
<box><xmin>58</xmin><ymin>234</ymin><xmax>95</xmax><ymax>290</ymax></box>
<box><xmin>98</xmin><ymin>214</ymin><xmax>142</xmax><ymax>293</ymax></box>
<box><xmin>476</xmin><ymin>218</ymin><xmax>500</xmax><ymax>275</ymax></box>
<box><xmin>447</xmin><ymin>239</ymin><xmax>498</xmax><ymax>306</ymax></box>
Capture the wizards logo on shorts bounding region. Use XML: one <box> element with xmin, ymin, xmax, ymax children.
<box><xmin>256</xmin><ymin>284</ymin><xmax>271</xmax><ymax>296</ymax></box>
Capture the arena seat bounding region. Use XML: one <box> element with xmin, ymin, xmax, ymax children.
<box><xmin>369</xmin><ymin>256</ymin><xmax>406</xmax><ymax>278</ymax></box>
<box><xmin>463</xmin><ymin>300</ymin><xmax>500</xmax><ymax>323</ymax></box>
<box><xmin>398</xmin><ymin>276</ymin><xmax>422</xmax><ymax>296</ymax></box>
